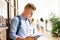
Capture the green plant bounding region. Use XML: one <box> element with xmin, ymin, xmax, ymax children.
<box><xmin>49</xmin><ymin>14</ymin><xmax>60</xmax><ymax>37</ymax></box>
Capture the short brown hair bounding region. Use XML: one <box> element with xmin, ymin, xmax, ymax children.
<box><xmin>25</xmin><ymin>3</ymin><xmax>36</xmax><ymax>10</ymax></box>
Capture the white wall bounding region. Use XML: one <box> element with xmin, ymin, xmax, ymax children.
<box><xmin>18</xmin><ymin>0</ymin><xmax>59</xmax><ymax>20</ymax></box>
<box><xmin>58</xmin><ymin>0</ymin><xmax>60</xmax><ymax>17</ymax></box>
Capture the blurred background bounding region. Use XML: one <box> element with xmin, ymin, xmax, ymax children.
<box><xmin>0</xmin><ymin>0</ymin><xmax>60</xmax><ymax>40</ymax></box>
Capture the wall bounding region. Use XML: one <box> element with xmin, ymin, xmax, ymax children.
<box><xmin>18</xmin><ymin>0</ymin><xmax>59</xmax><ymax>20</ymax></box>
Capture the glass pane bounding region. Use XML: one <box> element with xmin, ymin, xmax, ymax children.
<box><xmin>0</xmin><ymin>0</ymin><xmax>7</xmax><ymax>18</ymax></box>
<box><xmin>10</xmin><ymin>0</ymin><xmax>14</xmax><ymax>19</ymax></box>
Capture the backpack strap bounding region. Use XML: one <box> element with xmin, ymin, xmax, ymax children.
<box><xmin>16</xmin><ymin>15</ymin><xmax>21</xmax><ymax>34</ymax></box>
<box><xmin>10</xmin><ymin>16</ymin><xmax>21</xmax><ymax>40</ymax></box>
<box><xmin>16</xmin><ymin>15</ymin><xmax>30</xmax><ymax>34</ymax></box>
<box><xmin>28</xmin><ymin>19</ymin><xmax>30</xmax><ymax>25</ymax></box>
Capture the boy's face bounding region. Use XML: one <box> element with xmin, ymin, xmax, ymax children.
<box><xmin>24</xmin><ymin>8</ymin><xmax>34</xmax><ymax>18</ymax></box>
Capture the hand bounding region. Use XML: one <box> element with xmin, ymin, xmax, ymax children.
<box><xmin>16</xmin><ymin>37</ymin><xmax>24</xmax><ymax>40</ymax></box>
<box><xmin>25</xmin><ymin>36</ymin><xmax>37</xmax><ymax>40</ymax></box>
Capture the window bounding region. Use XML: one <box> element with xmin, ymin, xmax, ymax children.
<box><xmin>0</xmin><ymin>0</ymin><xmax>7</xmax><ymax>18</ymax></box>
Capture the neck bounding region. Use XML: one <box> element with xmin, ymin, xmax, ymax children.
<box><xmin>22</xmin><ymin>13</ymin><xmax>27</xmax><ymax>19</ymax></box>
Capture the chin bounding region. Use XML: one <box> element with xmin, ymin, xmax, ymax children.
<box><xmin>27</xmin><ymin>15</ymin><xmax>32</xmax><ymax>18</ymax></box>
<box><xmin>27</xmin><ymin>16</ymin><xmax>31</xmax><ymax>18</ymax></box>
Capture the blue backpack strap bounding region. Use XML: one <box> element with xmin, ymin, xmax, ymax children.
<box><xmin>28</xmin><ymin>19</ymin><xmax>30</xmax><ymax>24</ymax></box>
<box><xmin>16</xmin><ymin>16</ymin><xmax>30</xmax><ymax>34</ymax></box>
<box><xmin>16</xmin><ymin>15</ymin><xmax>21</xmax><ymax>35</ymax></box>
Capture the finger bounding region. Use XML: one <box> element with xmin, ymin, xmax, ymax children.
<box><xmin>34</xmin><ymin>38</ymin><xmax>37</xmax><ymax>40</ymax></box>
